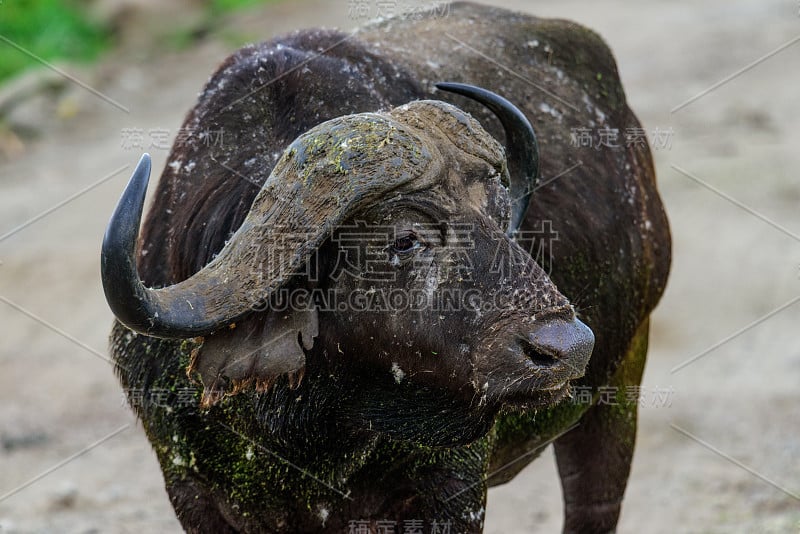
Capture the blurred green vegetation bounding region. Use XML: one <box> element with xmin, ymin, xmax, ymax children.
<box><xmin>0</xmin><ymin>0</ymin><xmax>281</xmax><ymax>84</ymax></box>
<box><xmin>210</xmin><ymin>0</ymin><xmax>269</xmax><ymax>13</ymax></box>
<box><xmin>0</xmin><ymin>0</ymin><xmax>109</xmax><ymax>83</ymax></box>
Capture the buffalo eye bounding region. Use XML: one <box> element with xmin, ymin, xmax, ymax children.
<box><xmin>388</xmin><ymin>231</ymin><xmax>421</xmax><ymax>256</ymax></box>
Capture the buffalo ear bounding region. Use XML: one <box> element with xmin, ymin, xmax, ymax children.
<box><xmin>188</xmin><ymin>306</ymin><xmax>318</xmax><ymax>407</ymax></box>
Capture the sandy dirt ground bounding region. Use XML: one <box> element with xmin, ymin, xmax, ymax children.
<box><xmin>0</xmin><ymin>0</ymin><xmax>798</xmax><ymax>532</ymax></box>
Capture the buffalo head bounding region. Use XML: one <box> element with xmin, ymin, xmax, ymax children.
<box><xmin>102</xmin><ymin>83</ymin><xmax>594</xmax><ymax>441</ymax></box>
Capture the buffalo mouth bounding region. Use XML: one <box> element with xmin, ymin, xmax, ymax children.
<box><xmin>499</xmin><ymin>378</ymin><xmax>575</xmax><ymax>410</ymax></box>
<box><xmin>485</xmin><ymin>317</ymin><xmax>595</xmax><ymax>409</ymax></box>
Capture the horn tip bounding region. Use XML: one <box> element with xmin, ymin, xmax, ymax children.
<box><xmin>137</xmin><ymin>152</ymin><xmax>152</xmax><ymax>174</ymax></box>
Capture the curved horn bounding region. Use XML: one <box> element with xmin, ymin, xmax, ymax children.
<box><xmin>435</xmin><ymin>82</ymin><xmax>539</xmax><ymax>236</ymax></box>
<box><xmin>101</xmin><ymin>153</ymin><xmax>244</xmax><ymax>337</ymax></box>
<box><xmin>102</xmin><ymin>113</ymin><xmax>439</xmax><ymax>339</ymax></box>
<box><xmin>101</xmin><ymin>153</ymin><xmax>152</xmax><ymax>332</ymax></box>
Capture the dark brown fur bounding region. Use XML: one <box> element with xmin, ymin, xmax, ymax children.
<box><xmin>111</xmin><ymin>3</ymin><xmax>670</xmax><ymax>532</ymax></box>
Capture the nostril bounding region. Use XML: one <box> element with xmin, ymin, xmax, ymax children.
<box><xmin>523</xmin><ymin>317</ymin><xmax>595</xmax><ymax>375</ymax></box>
<box><xmin>521</xmin><ymin>339</ymin><xmax>560</xmax><ymax>367</ymax></box>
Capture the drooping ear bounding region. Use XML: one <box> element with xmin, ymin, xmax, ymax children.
<box><xmin>188</xmin><ymin>305</ymin><xmax>318</xmax><ymax>407</ymax></box>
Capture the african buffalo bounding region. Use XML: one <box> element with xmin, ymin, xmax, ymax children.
<box><xmin>101</xmin><ymin>2</ymin><xmax>670</xmax><ymax>532</ymax></box>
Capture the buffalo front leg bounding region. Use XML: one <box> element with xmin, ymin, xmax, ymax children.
<box><xmin>553</xmin><ymin>319</ymin><xmax>649</xmax><ymax>534</ymax></box>
<box><xmin>165</xmin><ymin>477</ymin><xmax>238</xmax><ymax>534</ymax></box>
